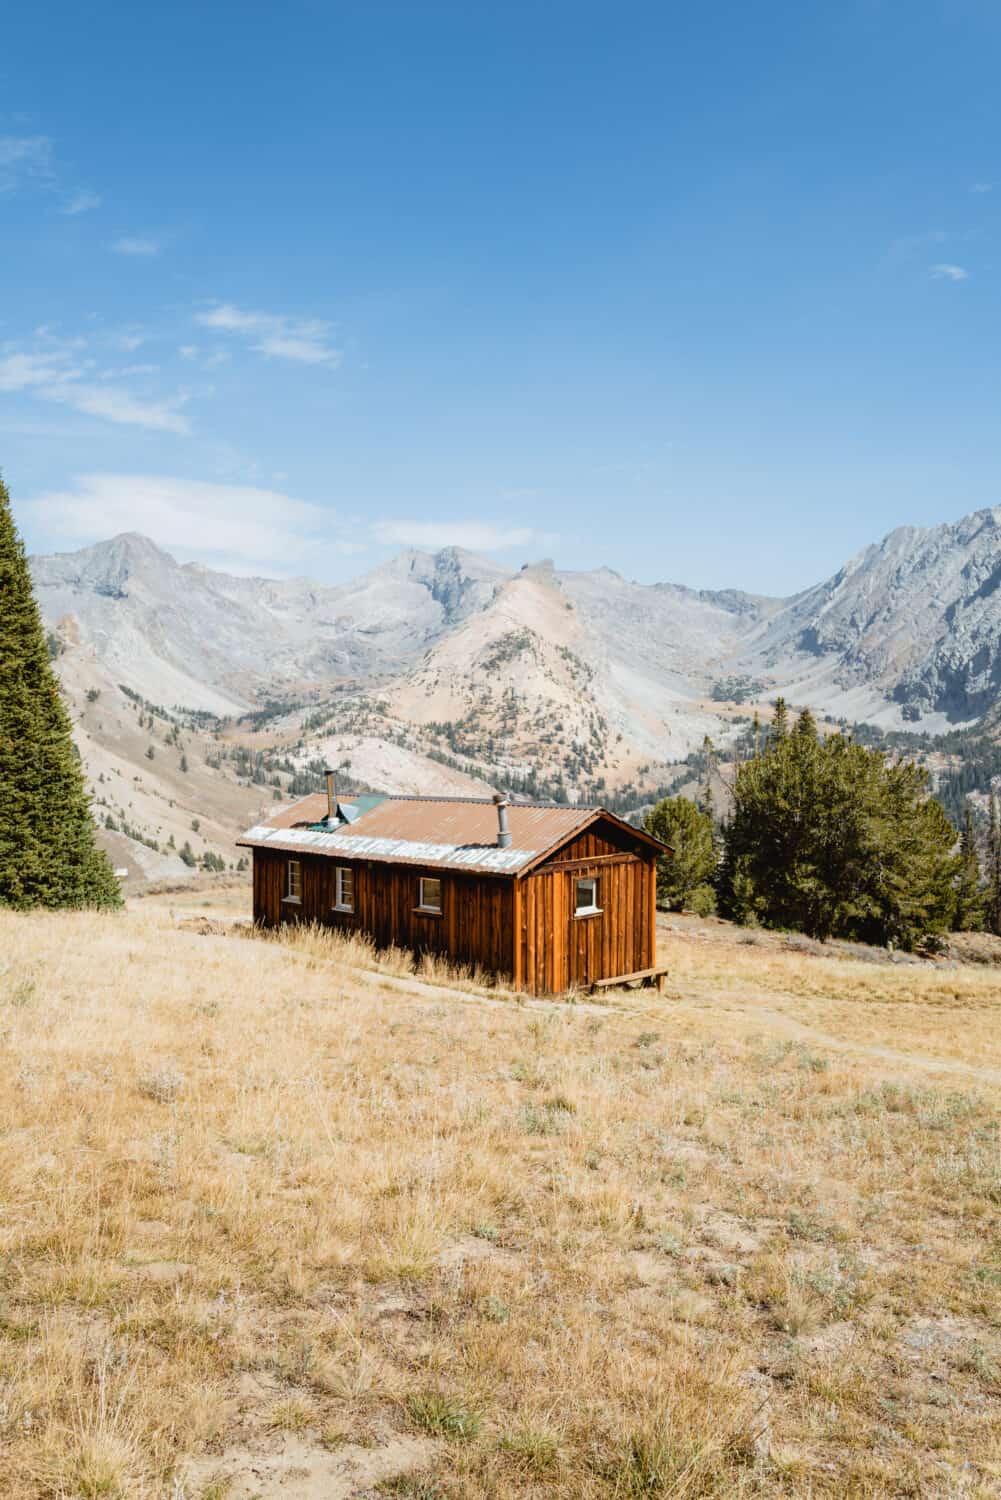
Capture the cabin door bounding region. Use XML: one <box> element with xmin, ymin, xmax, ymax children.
<box><xmin>567</xmin><ymin>870</ymin><xmax>602</xmax><ymax>989</ymax></box>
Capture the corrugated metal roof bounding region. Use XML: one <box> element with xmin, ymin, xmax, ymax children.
<box><xmin>338</xmin><ymin>797</ymin><xmax>593</xmax><ymax>850</ymax></box>
<box><xmin>237</xmin><ymin>794</ymin><xmax>599</xmax><ymax>876</ymax></box>
<box><xmin>261</xmin><ymin>794</ymin><xmax>332</xmax><ymax>830</ymax></box>
<box><xmin>239</xmin><ymin>823</ymin><xmax>536</xmax><ymax>873</ymax></box>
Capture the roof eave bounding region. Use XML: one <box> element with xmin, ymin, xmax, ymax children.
<box><xmin>237</xmin><ymin>839</ymin><xmax>520</xmax><ymax>879</ymax></box>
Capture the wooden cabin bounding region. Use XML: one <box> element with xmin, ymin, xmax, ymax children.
<box><xmin>238</xmin><ymin>788</ymin><xmax>668</xmax><ymax>995</ymax></box>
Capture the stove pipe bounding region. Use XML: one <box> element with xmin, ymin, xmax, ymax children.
<box><xmin>492</xmin><ymin>792</ymin><xmax>512</xmax><ymax>848</ymax></box>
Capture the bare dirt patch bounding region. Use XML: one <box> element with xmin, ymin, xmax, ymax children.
<box><xmin>184</xmin><ymin>1432</ymin><xmax>437</xmax><ymax>1498</ymax></box>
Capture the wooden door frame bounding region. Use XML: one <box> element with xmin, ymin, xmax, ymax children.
<box><xmin>567</xmin><ymin>867</ymin><xmax>604</xmax><ymax>988</ymax></box>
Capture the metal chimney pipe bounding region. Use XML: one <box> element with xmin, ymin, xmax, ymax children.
<box><xmin>324</xmin><ymin>768</ymin><xmax>337</xmax><ymax>823</ymax></box>
<box><xmin>493</xmin><ymin>792</ymin><xmax>512</xmax><ymax>848</ymax></box>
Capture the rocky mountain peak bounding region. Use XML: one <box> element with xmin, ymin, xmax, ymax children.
<box><xmin>32</xmin><ymin>530</ymin><xmax>180</xmax><ymax>601</ymax></box>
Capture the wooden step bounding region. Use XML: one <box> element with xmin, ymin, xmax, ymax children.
<box><xmin>588</xmin><ymin>965</ymin><xmax>669</xmax><ymax>994</ymax></box>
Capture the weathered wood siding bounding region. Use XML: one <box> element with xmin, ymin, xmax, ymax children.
<box><xmin>517</xmin><ymin>854</ymin><xmax>656</xmax><ymax>994</ymax></box>
<box><xmin>537</xmin><ymin>821</ymin><xmax>643</xmax><ymax>864</ymax></box>
<box><xmin>253</xmin><ymin>848</ymin><xmax>513</xmax><ymax>975</ymax></box>
<box><xmin>513</xmin><ymin>814</ymin><xmax>658</xmax><ymax>994</ymax></box>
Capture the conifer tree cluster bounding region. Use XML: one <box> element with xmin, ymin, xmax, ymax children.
<box><xmin>0</xmin><ymin>475</ymin><xmax>121</xmax><ymax>910</ymax></box>
<box><xmin>648</xmin><ymin>700</ymin><xmax>973</xmax><ymax>950</ymax></box>
<box><xmin>718</xmin><ymin>703</ymin><xmax>960</xmax><ymax>947</ymax></box>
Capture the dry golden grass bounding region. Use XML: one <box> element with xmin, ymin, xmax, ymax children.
<box><xmin>665</xmin><ymin>916</ymin><xmax>1001</xmax><ymax>1072</ymax></box>
<box><xmin>1</xmin><ymin>896</ymin><xmax>1000</xmax><ymax>1498</ymax></box>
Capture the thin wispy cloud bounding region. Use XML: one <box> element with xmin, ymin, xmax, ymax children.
<box><xmin>61</xmin><ymin>189</ymin><xmax>101</xmax><ymax>215</ymax></box>
<box><xmin>110</xmin><ymin>326</ymin><xmax>146</xmax><ymax>352</ymax></box>
<box><xmin>42</xmin><ymin>382</ymin><xmax>190</xmax><ymax>433</ymax></box>
<box><xmin>34</xmin><ymin>324</ymin><xmax>87</xmax><ymax>350</ymax></box>
<box><xmin>195</xmin><ymin>302</ymin><xmax>340</xmax><ymax>366</ymax></box>
<box><xmin>97</xmin><ymin>363</ymin><xmax>160</xmax><ymax>381</ymax></box>
<box><xmin>110</xmin><ymin>235</ymin><xmax>161</xmax><ymax>257</ymax></box>
<box><xmin>21</xmin><ymin>473</ymin><xmax>358</xmax><ymax>573</ymax></box>
<box><xmin>178</xmin><ymin>343</ymin><xmax>230</xmax><ymax>368</ymax></box>
<box><xmin>0</xmin><ymin>348</ymin><xmax>82</xmax><ymax>392</ymax></box>
<box><xmin>0</xmin><ymin>134</ymin><xmax>102</xmax><ymax>219</ymax></box>
<box><xmin>882</xmin><ymin>229</ymin><xmax>954</xmax><ymax>278</ymax></box>
<box><xmin>0</xmin><ymin>333</ymin><xmax>190</xmax><ymax>433</ymax></box>
<box><xmin>374</xmin><ymin>519</ymin><xmax>552</xmax><ymax>552</ymax></box>
<box><xmin>970</xmin><ymin>182</ymin><xmax>992</xmax><ymax>194</ymax></box>
<box><xmin>0</xmin><ymin>135</ymin><xmax>53</xmax><ymax>192</ymax></box>
<box><xmin>930</xmin><ymin>262</ymin><xmax>969</xmax><ymax>282</ymax></box>
<box><xmin>1</xmin><ymin>134</ymin><xmax>102</xmax><ymax>221</ymax></box>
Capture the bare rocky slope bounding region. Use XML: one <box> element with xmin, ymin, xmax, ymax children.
<box><xmin>30</xmin><ymin>534</ymin><xmax>509</xmax><ymax>714</ymax></box>
<box><xmin>27</xmin><ymin>504</ymin><xmax>1001</xmax><ymax>870</ymax></box>
<box><xmin>747</xmin><ymin>507</ymin><xmax>1001</xmax><ymax>727</ymax></box>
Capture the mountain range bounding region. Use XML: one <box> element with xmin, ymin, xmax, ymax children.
<box><xmin>27</xmin><ymin>504</ymin><xmax>1001</xmax><ymax>878</ymax></box>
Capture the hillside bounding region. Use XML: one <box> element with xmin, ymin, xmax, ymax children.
<box><xmin>387</xmin><ymin>565</ymin><xmax>639</xmax><ymax>787</ymax></box>
<box><xmin>40</xmin><ymin>632</ymin><xmax>268</xmax><ymax>885</ymax></box>
<box><xmin>2</xmin><ymin>895</ymin><xmax>1000</xmax><ymax>1497</ymax></box>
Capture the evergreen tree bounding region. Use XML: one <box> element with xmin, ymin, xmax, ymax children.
<box><xmin>0</xmin><ymin>475</ymin><xmax>121</xmax><ymax>909</ymax></box>
<box><xmin>719</xmin><ymin>703</ymin><xmax>959</xmax><ymax>949</ymax></box>
<box><xmin>698</xmin><ymin>735</ymin><xmax>719</xmax><ymax>849</ymax></box>
<box><xmin>794</xmin><ymin>706</ymin><xmax>818</xmax><ymax>741</ymax></box>
<box><xmin>953</xmin><ymin>804</ymin><xmax>984</xmax><ymax>932</ymax></box>
<box><xmin>987</xmin><ymin>792</ymin><xmax>1001</xmax><ymax>937</ymax></box>
<box><xmin>644</xmin><ymin>795</ymin><xmax>717</xmax><ymax>913</ymax></box>
<box><xmin>770</xmin><ymin>696</ymin><xmax>789</xmax><ymax>744</ymax></box>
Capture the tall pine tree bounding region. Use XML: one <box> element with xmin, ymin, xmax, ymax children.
<box><xmin>644</xmin><ymin>795</ymin><xmax>717</xmax><ymax>913</ymax></box>
<box><xmin>953</xmin><ymin>803</ymin><xmax>984</xmax><ymax>932</ymax></box>
<box><xmin>987</xmin><ymin>792</ymin><xmax>1001</xmax><ymax>937</ymax></box>
<box><xmin>770</xmin><ymin>696</ymin><xmax>789</xmax><ymax>744</ymax></box>
<box><xmin>0</xmin><ymin>475</ymin><xmax>121</xmax><ymax>909</ymax></box>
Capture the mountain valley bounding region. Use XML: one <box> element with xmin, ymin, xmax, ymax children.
<box><xmin>29</xmin><ymin>504</ymin><xmax>1001</xmax><ymax>880</ymax></box>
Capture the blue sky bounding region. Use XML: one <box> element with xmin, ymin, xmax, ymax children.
<box><xmin>2</xmin><ymin>1</ymin><xmax>999</xmax><ymax>593</ymax></box>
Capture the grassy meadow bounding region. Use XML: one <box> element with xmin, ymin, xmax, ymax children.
<box><xmin>0</xmin><ymin>891</ymin><xmax>1000</xmax><ymax>1497</ymax></box>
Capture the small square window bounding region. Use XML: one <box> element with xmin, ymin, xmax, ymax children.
<box><xmin>575</xmin><ymin>876</ymin><xmax>599</xmax><ymax>915</ymax></box>
<box><xmin>285</xmin><ymin>859</ymin><xmax>302</xmax><ymax>902</ymax></box>
<box><xmin>334</xmin><ymin>866</ymin><xmax>354</xmax><ymax>912</ymax></box>
<box><xmin>419</xmin><ymin>876</ymin><xmax>442</xmax><ymax>913</ymax></box>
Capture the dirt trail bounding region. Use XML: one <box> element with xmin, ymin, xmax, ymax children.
<box><xmin>673</xmin><ymin>984</ymin><xmax>1001</xmax><ymax>1086</ymax></box>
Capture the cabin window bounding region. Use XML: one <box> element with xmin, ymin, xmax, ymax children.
<box><xmin>574</xmin><ymin>876</ymin><xmax>600</xmax><ymax>916</ymax></box>
<box><xmin>418</xmin><ymin>876</ymin><xmax>442</xmax><ymax>913</ymax></box>
<box><xmin>284</xmin><ymin>859</ymin><xmax>302</xmax><ymax>903</ymax></box>
<box><xmin>334</xmin><ymin>865</ymin><xmax>354</xmax><ymax>912</ymax></box>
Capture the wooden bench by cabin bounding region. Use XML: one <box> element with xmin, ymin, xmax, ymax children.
<box><xmin>588</xmin><ymin>964</ymin><xmax>670</xmax><ymax>994</ymax></box>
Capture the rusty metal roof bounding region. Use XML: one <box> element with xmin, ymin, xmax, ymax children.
<box><xmin>237</xmin><ymin>795</ymin><xmax>605</xmax><ymax>876</ymax></box>
<box><xmin>257</xmin><ymin>794</ymin><xmax>330</xmax><ymax>830</ymax></box>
